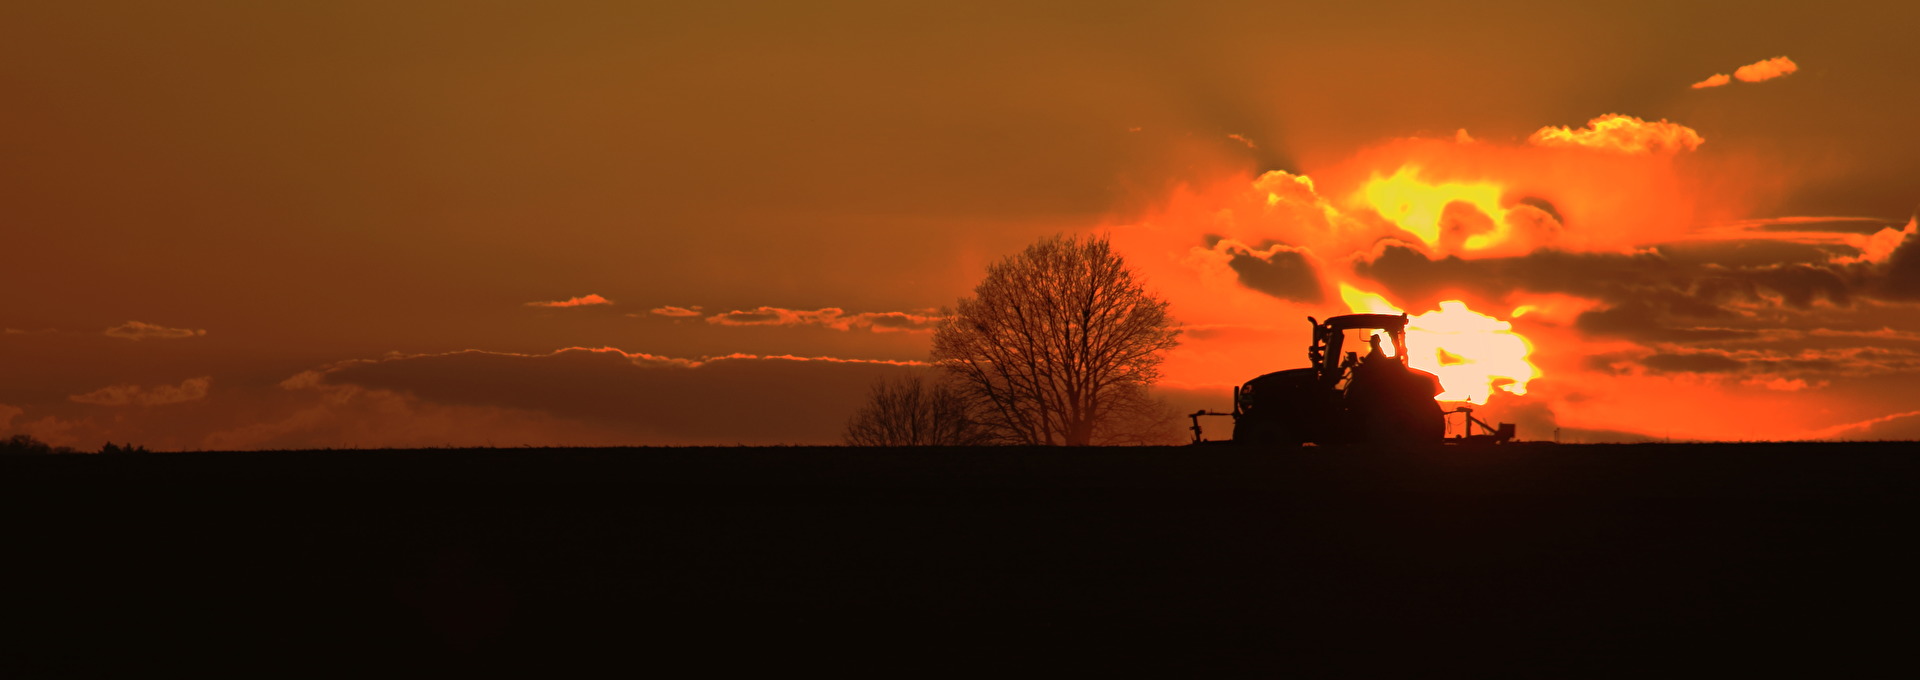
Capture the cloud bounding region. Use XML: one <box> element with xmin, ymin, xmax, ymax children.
<box><xmin>1689</xmin><ymin>57</ymin><xmax>1798</xmax><ymax>91</ymax></box>
<box><xmin>0</xmin><ymin>403</ymin><xmax>20</xmax><ymax>430</ymax></box>
<box><xmin>1527</xmin><ymin>114</ymin><xmax>1704</xmax><ymax>154</ymax></box>
<box><xmin>1875</xmin><ymin>218</ymin><xmax>1920</xmax><ymax>299</ymax></box>
<box><xmin>1586</xmin><ymin>345</ymin><xmax>1920</xmax><ymax>382</ymax></box>
<box><xmin>69</xmin><ymin>376</ymin><xmax>212</xmax><ymax>407</ymax></box>
<box><xmin>210</xmin><ymin>348</ymin><xmax>928</xmax><ymax>448</ymax></box>
<box><xmin>1192</xmin><ymin>239</ymin><xmax>1324</xmax><ymax>302</ymax></box>
<box><xmin>525</xmin><ymin>294</ymin><xmax>612</xmax><ymax>308</ymax></box>
<box><xmin>1734</xmin><ymin>56</ymin><xmax>1798</xmax><ymax>83</ymax></box>
<box><xmin>1226</xmin><ymin>133</ymin><xmax>1257</xmax><ymax>149</ymax></box>
<box><xmin>1836</xmin><ymin>218</ymin><xmax>1917</xmax><ymax>265</ymax></box>
<box><xmin>705</xmin><ymin>307</ymin><xmax>948</xmax><ymax>333</ymax></box>
<box><xmin>1813</xmin><ymin>410</ymin><xmax>1920</xmax><ymax>441</ymax></box>
<box><xmin>105</xmin><ymin>321</ymin><xmax>206</xmax><ymax>341</ymax></box>
<box><xmin>1690</xmin><ymin>73</ymin><xmax>1731</xmax><ymax>89</ymax></box>
<box><xmin>1638</xmin><ymin>352</ymin><xmax>1746</xmax><ymax>374</ymax></box>
<box><xmin>648</xmin><ymin>305</ymin><xmax>704</xmax><ymax>318</ymax></box>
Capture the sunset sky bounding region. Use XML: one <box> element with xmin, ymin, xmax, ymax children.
<box><xmin>5</xmin><ymin>1</ymin><xmax>1919</xmax><ymax>449</ymax></box>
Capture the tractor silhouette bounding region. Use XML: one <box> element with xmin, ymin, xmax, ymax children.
<box><xmin>1190</xmin><ymin>313</ymin><xmax>1471</xmax><ymax>447</ymax></box>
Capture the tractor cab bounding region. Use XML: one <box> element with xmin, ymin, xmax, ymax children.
<box><xmin>1308</xmin><ymin>313</ymin><xmax>1412</xmax><ymax>393</ymax></box>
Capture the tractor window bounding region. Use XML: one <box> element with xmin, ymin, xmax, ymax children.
<box><xmin>1342</xmin><ymin>328</ymin><xmax>1398</xmax><ymax>358</ymax></box>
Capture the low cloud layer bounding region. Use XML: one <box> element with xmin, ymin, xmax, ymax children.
<box><xmin>70</xmin><ymin>377</ymin><xmax>212</xmax><ymax>407</ymax></box>
<box><xmin>525</xmin><ymin>294</ymin><xmax>613</xmax><ymax>308</ymax></box>
<box><xmin>207</xmin><ymin>348</ymin><xmax>925</xmax><ymax>449</ymax></box>
<box><xmin>3</xmin><ymin>347</ymin><xmax>942</xmax><ymax>450</ymax></box>
<box><xmin>105</xmin><ymin>321</ymin><xmax>205</xmax><ymax>341</ymax></box>
<box><xmin>705</xmin><ymin>307</ymin><xmax>947</xmax><ymax>333</ymax></box>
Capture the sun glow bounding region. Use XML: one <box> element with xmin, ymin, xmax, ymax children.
<box><xmin>1339</xmin><ymin>284</ymin><xmax>1538</xmax><ymax>404</ymax></box>
<box><xmin>1359</xmin><ymin>166</ymin><xmax>1513</xmax><ymax>253</ymax></box>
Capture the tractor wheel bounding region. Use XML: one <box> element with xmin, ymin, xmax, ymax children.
<box><xmin>1362</xmin><ymin>398</ymin><xmax>1443</xmax><ymax>449</ymax></box>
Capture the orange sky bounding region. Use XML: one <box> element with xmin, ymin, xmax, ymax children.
<box><xmin>4</xmin><ymin>1</ymin><xmax>1919</xmax><ymax>448</ymax></box>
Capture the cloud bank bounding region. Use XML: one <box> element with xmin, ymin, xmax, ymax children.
<box><xmin>105</xmin><ymin>321</ymin><xmax>206</xmax><ymax>341</ymax></box>
<box><xmin>70</xmin><ymin>377</ymin><xmax>212</xmax><ymax>406</ymax></box>
<box><xmin>705</xmin><ymin>307</ymin><xmax>947</xmax><ymax>333</ymax></box>
<box><xmin>204</xmin><ymin>348</ymin><xmax>926</xmax><ymax>449</ymax></box>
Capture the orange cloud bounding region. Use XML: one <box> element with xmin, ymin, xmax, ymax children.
<box><xmin>1527</xmin><ymin>114</ymin><xmax>1704</xmax><ymax>155</ymax></box>
<box><xmin>1690</xmin><ymin>73</ymin><xmax>1731</xmax><ymax>89</ymax></box>
<box><xmin>648</xmin><ymin>305</ymin><xmax>703</xmax><ymax>317</ymax></box>
<box><xmin>525</xmin><ymin>294</ymin><xmax>612</xmax><ymax>308</ymax></box>
<box><xmin>1227</xmin><ymin>133</ymin><xmax>1257</xmax><ymax>149</ymax></box>
<box><xmin>1813</xmin><ymin>410</ymin><xmax>1920</xmax><ymax>441</ymax></box>
<box><xmin>705</xmin><ymin>307</ymin><xmax>947</xmax><ymax>333</ymax></box>
<box><xmin>1734</xmin><ymin>56</ymin><xmax>1798</xmax><ymax>83</ymax></box>
<box><xmin>105</xmin><ymin>321</ymin><xmax>206</xmax><ymax>340</ymax></box>
<box><xmin>70</xmin><ymin>376</ymin><xmax>211</xmax><ymax>406</ymax></box>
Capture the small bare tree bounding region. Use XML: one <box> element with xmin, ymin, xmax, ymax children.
<box><xmin>932</xmin><ymin>234</ymin><xmax>1181</xmax><ymax>446</ymax></box>
<box><xmin>843</xmin><ymin>374</ymin><xmax>988</xmax><ymax>446</ymax></box>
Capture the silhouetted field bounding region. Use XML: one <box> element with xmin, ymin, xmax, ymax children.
<box><xmin>6</xmin><ymin>443</ymin><xmax>1917</xmax><ymax>675</ymax></box>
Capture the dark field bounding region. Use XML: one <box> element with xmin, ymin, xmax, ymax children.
<box><xmin>6</xmin><ymin>443</ymin><xmax>1919</xmax><ymax>675</ymax></box>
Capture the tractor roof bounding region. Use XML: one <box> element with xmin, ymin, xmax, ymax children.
<box><xmin>1321</xmin><ymin>313</ymin><xmax>1409</xmax><ymax>332</ymax></box>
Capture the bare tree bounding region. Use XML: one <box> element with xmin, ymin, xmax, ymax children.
<box><xmin>843</xmin><ymin>374</ymin><xmax>988</xmax><ymax>446</ymax></box>
<box><xmin>932</xmin><ymin>234</ymin><xmax>1181</xmax><ymax>446</ymax></box>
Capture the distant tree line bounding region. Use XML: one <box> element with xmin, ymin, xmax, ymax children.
<box><xmin>1</xmin><ymin>434</ymin><xmax>149</xmax><ymax>455</ymax></box>
<box><xmin>844</xmin><ymin>234</ymin><xmax>1183</xmax><ymax>447</ymax></box>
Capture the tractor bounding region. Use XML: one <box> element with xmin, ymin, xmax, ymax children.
<box><xmin>1189</xmin><ymin>313</ymin><xmax>1448</xmax><ymax>447</ymax></box>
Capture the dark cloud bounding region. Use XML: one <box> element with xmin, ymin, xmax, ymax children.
<box><xmin>1584</xmin><ymin>345</ymin><xmax>1920</xmax><ymax>382</ymax></box>
<box><xmin>1356</xmin><ymin>243</ymin><xmax>1678</xmax><ymax>306</ymax></box>
<box><xmin>1640</xmin><ymin>352</ymin><xmax>1745</xmax><ymax>374</ymax></box>
<box><xmin>1656</xmin><ymin>240</ymin><xmax>1843</xmax><ymax>269</ymax></box>
<box><xmin>1742</xmin><ymin>263</ymin><xmax>1852</xmax><ymax>308</ymax></box>
<box><xmin>1357</xmin><ymin>241</ymin><xmax>1889</xmax><ymax>346</ymax></box>
<box><xmin>1880</xmin><ymin>228</ymin><xmax>1920</xmax><ymax>299</ymax></box>
<box><xmin>1213</xmin><ymin>241</ymin><xmax>1324</xmax><ymax>303</ymax></box>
